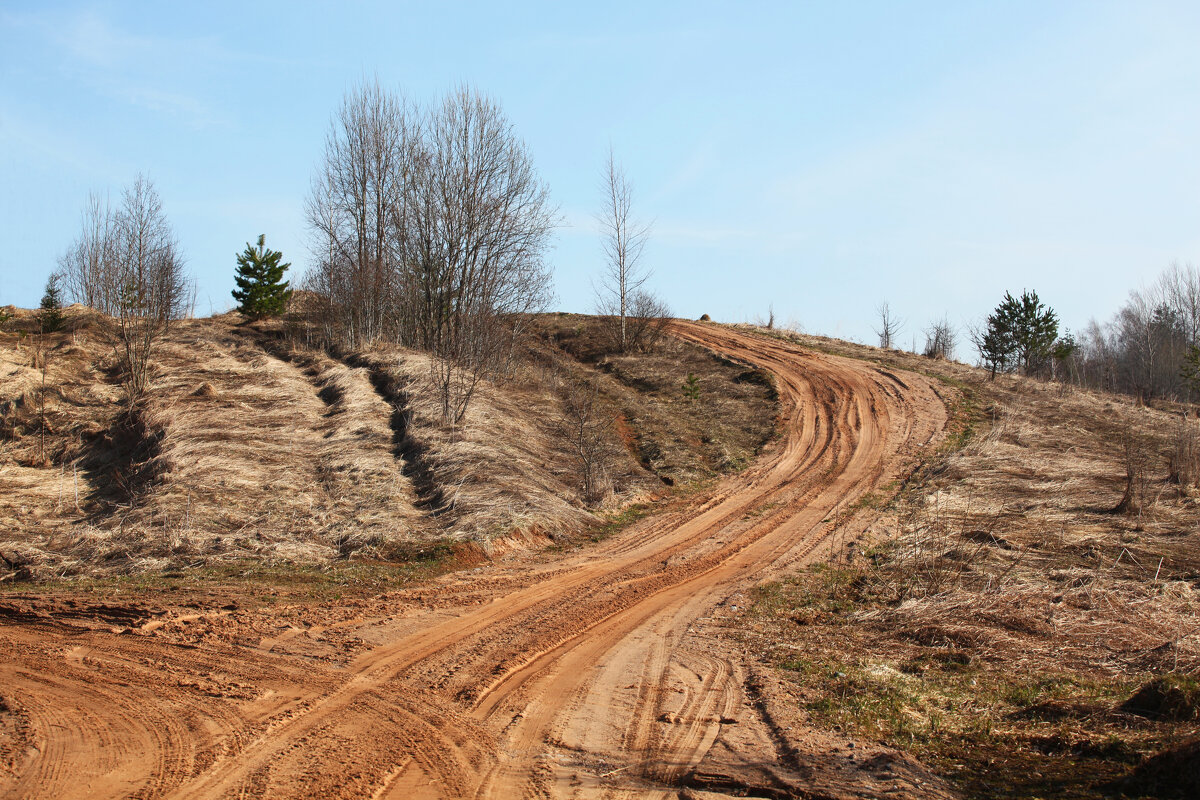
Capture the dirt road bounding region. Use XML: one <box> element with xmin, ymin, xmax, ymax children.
<box><xmin>0</xmin><ymin>323</ymin><xmax>951</xmax><ymax>798</ymax></box>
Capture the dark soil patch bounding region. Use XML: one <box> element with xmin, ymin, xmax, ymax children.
<box><xmin>1113</xmin><ymin>738</ymin><xmax>1200</xmax><ymax>799</ymax></box>
<box><xmin>1122</xmin><ymin>676</ymin><xmax>1200</xmax><ymax>722</ymax></box>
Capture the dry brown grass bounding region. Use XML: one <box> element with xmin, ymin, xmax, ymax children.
<box><xmin>2</xmin><ymin>315</ymin><xmax>428</xmax><ymax>577</ymax></box>
<box><xmin>343</xmin><ymin>346</ymin><xmax>596</xmax><ymax>550</ymax></box>
<box><xmin>1</xmin><ymin>311</ymin><xmax>778</xmax><ymax>580</ymax></box>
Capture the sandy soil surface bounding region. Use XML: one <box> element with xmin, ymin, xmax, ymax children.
<box><xmin>0</xmin><ymin>322</ymin><xmax>953</xmax><ymax>799</ymax></box>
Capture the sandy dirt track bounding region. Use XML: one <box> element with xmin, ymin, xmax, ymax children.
<box><xmin>0</xmin><ymin>322</ymin><xmax>952</xmax><ymax>799</ymax></box>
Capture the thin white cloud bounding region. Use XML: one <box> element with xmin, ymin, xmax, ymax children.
<box><xmin>39</xmin><ymin>8</ymin><xmax>282</xmax><ymax>70</ymax></box>
<box><xmin>3</xmin><ymin>7</ymin><xmax>255</xmax><ymax>129</ymax></box>
<box><xmin>115</xmin><ymin>86</ymin><xmax>227</xmax><ymax>128</ymax></box>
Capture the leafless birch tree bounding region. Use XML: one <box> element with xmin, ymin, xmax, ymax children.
<box><xmin>59</xmin><ymin>193</ymin><xmax>117</xmax><ymax>312</ymax></box>
<box><xmin>109</xmin><ymin>176</ymin><xmax>190</xmax><ymax>397</ymax></box>
<box><xmin>415</xmin><ymin>86</ymin><xmax>555</xmax><ymax>424</ymax></box>
<box><xmin>306</xmin><ymin>79</ymin><xmax>418</xmax><ymax>348</ymax></box>
<box><xmin>596</xmin><ymin>149</ymin><xmax>652</xmax><ymax>353</ymax></box>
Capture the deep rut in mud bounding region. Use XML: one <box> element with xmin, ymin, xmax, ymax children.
<box><xmin>0</xmin><ymin>323</ymin><xmax>951</xmax><ymax>799</ymax></box>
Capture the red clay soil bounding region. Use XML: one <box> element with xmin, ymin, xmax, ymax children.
<box><xmin>0</xmin><ymin>322</ymin><xmax>952</xmax><ymax>799</ymax></box>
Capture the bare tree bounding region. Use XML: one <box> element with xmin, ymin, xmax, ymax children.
<box><xmin>554</xmin><ymin>376</ymin><xmax>615</xmax><ymax>504</ymax></box>
<box><xmin>623</xmin><ymin>289</ymin><xmax>672</xmax><ymax>353</ymax></box>
<box><xmin>1073</xmin><ymin>263</ymin><xmax>1200</xmax><ymax>401</ymax></box>
<box><xmin>59</xmin><ymin>192</ymin><xmax>117</xmax><ymax>313</ymax></box>
<box><xmin>60</xmin><ymin>175</ymin><xmax>189</xmax><ymax>399</ymax></box>
<box><xmin>596</xmin><ymin>149</ymin><xmax>651</xmax><ymax>353</ymax></box>
<box><xmin>109</xmin><ymin>176</ymin><xmax>190</xmax><ymax>397</ymax></box>
<box><xmin>874</xmin><ymin>302</ymin><xmax>902</xmax><ymax>350</ymax></box>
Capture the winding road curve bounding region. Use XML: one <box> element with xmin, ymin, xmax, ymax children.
<box><xmin>0</xmin><ymin>322</ymin><xmax>948</xmax><ymax>799</ymax></box>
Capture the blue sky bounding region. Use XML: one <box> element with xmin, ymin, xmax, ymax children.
<box><xmin>2</xmin><ymin>1</ymin><xmax>1198</xmax><ymax>346</ymax></box>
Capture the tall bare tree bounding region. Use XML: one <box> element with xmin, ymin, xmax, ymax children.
<box><xmin>415</xmin><ymin>86</ymin><xmax>555</xmax><ymax>423</ymax></box>
<box><xmin>596</xmin><ymin>149</ymin><xmax>651</xmax><ymax>353</ymax></box>
<box><xmin>874</xmin><ymin>302</ymin><xmax>902</xmax><ymax>350</ymax></box>
<box><xmin>109</xmin><ymin>176</ymin><xmax>190</xmax><ymax>397</ymax></box>
<box><xmin>59</xmin><ymin>192</ymin><xmax>117</xmax><ymax>313</ymax></box>
<box><xmin>306</xmin><ymin>79</ymin><xmax>418</xmax><ymax>348</ymax></box>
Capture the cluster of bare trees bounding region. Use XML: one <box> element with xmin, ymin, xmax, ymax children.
<box><xmin>58</xmin><ymin>175</ymin><xmax>191</xmax><ymax>398</ymax></box>
<box><xmin>873</xmin><ymin>303</ymin><xmax>956</xmax><ymax>360</ymax></box>
<box><xmin>305</xmin><ymin>81</ymin><xmax>556</xmax><ymax>423</ymax></box>
<box><xmin>923</xmin><ymin>315</ymin><xmax>956</xmax><ymax>360</ymax></box>
<box><xmin>595</xmin><ymin>150</ymin><xmax>669</xmax><ymax>353</ymax></box>
<box><xmin>1068</xmin><ymin>263</ymin><xmax>1200</xmax><ymax>401</ymax></box>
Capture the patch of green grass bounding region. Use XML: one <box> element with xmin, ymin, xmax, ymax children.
<box><xmin>851</xmin><ymin>490</ymin><xmax>883</xmax><ymax>511</ymax></box>
<box><xmin>591</xmin><ymin>501</ymin><xmax>655</xmax><ymax>543</ymax></box>
<box><xmin>1</xmin><ymin>549</ymin><xmax>463</xmax><ymax>606</ymax></box>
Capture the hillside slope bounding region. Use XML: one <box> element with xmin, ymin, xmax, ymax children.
<box><xmin>737</xmin><ymin>326</ymin><xmax>1200</xmax><ymax>799</ymax></box>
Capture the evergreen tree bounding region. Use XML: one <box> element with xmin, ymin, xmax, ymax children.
<box><xmin>38</xmin><ymin>274</ymin><xmax>65</xmax><ymax>333</ymax></box>
<box><xmin>980</xmin><ymin>290</ymin><xmax>1059</xmax><ymax>377</ymax></box>
<box><xmin>979</xmin><ymin>306</ymin><xmax>1014</xmax><ymax>379</ymax></box>
<box><xmin>1009</xmin><ymin>289</ymin><xmax>1059</xmax><ymax>373</ymax></box>
<box><xmin>232</xmin><ymin>235</ymin><xmax>291</xmax><ymax>319</ymax></box>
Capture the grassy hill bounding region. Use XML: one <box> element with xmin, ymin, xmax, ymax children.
<box><xmin>0</xmin><ymin>308</ymin><xmax>776</xmax><ymax>582</ymax></box>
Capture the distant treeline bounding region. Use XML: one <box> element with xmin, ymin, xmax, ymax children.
<box><xmin>1069</xmin><ymin>263</ymin><xmax>1200</xmax><ymax>402</ymax></box>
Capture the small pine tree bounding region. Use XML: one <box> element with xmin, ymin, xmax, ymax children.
<box><xmin>38</xmin><ymin>275</ymin><xmax>65</xmax><ymax>333</ymax></box>
<box><xmin>1182</xmin><ymin>345</ymin><xmax>1200</xmax><ymax>397</ymax></box>
<box><xmin>979</xmin><ymin>309</ymin><xmax>1013</xmax><ymax>379</ymax></box>
<box><xmin>1010</xmin><ymin>289</ymin><xmax>1059</xmax><ymax>373</ymax></box>
<box><xmin>682</xmin><ymin>372</ymin><xmax>700</xmax><ymax>401</ymax></box>
<box><xmin>232</xmin><ymin>235</ymin><xmax>291</xmax><ymax>319</ymax></box>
